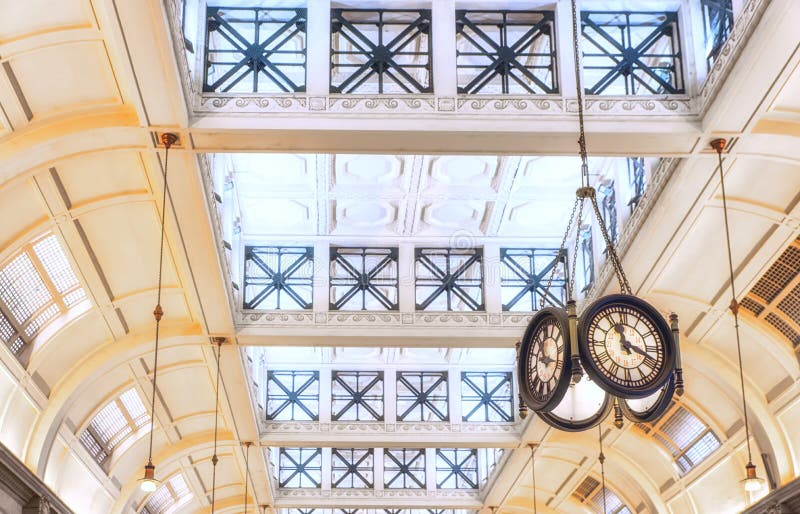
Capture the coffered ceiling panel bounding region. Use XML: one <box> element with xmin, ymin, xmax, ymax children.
<box><xmin>8</xmin><ymin>41</ymin><xmax>121</xmax><ymax>119</ymax></box>
<box><xmin>220</xmin><ymin>152</ymin><xmax>635</xmax><ymax>242</ymax></box>
<box><xmin>76</xmin><ymin>202</ymin><xmax>180</xmax><ymax>298</ymax></box>
<box><xmin>0</xmin><ymin>0</ymin><xmax>91</xmax><ymax>42</ymax></box>
<box><xmin>652</xmin><ymin>208</ymin><xmax>776</xmax><ymax>306</ymax></box>
<box><xmin>0</xmin><ymin>179</ymin><xmax>47</xmax><ymax>249</ymax></box>
<box><xmin>54</xmin><ymin>152</ymin><xmax>149</xmax><ymax>209</ymax></box>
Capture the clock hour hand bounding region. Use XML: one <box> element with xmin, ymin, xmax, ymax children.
<box><xmin>540</xmin><ymin>353</ymin><xmax>555</xmax><ymax>366</ymax></box>
<box><xmin>628</xmin><ymin>344</ymin><xmax>650</xmax><ymax>358</ymax></box>
<box><xmin>614</xmin><ymin>324</ymin><xmax>632</xmax><ymax>355</ymax></box>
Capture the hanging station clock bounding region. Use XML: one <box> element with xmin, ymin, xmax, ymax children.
<box><xmin>578</xmin><ymin>294</ymin><xmax>675</xmax><ymax>399</ymax></box>
<box><xmin>537</xmin><ymin>375</ymin><xmax>613</xmax><ymax>432</ymax></box>
<box><xmin>618</xmin><ymin>372</ymin><xmax>676</xmax><ymax>423</ymax></box>
<box><xmin>517</xmin><ymin>307</ymin><xmax>572</xmax><ymax>412</ymax></box>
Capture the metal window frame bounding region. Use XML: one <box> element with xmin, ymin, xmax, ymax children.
<box><xmin>499</xmin><ymin>248</ymin><xmax>567</xmax><ymax>311</ymax></box>
<box><xmin>455</xmin><ymin>10</ymin><xmax>558</xmax><ymax>95</ymax></box>
<box><xmin>579</xmin><ymin>225</ymin><xmax>594</xmax><ymax>293</ymax></box>
<box><xmin>330</xmin><ymin>9</ymin><xmax>433</xmax><ymax>94</ymax></box>
<box><xmin>279</xmin><ymin>447</ymin><xmax>323</xmax><ymax>488</ymax></box>
<box><xmin>331</xmin><ymin>448</ymin><xmax>375</xmax><ymax>488</ymax></box>
<box><xmin>598</xmin><ymin>181</ymin><xmax>618</xmax><ymax>245</ymax></box>
<box><xmin>243</xmin><ymin>246</ymin><xmax>314</xmax><ymax>310</ymax></box>
<box><xmin>626</xmin><ymin>157</ymin><xmax>646</xmax><ymax>211</ymax></box>
<box><xmin>460</xmin><ymin>371</ymin><xmax>513</xmax><ymax>422</ymax></box>
<box><xmin>435</xmin><ymin>448</ymin><xmax>478</xmax><ymax>489</ymax></box>
<box><xmin>331</xmin><ymin>370</ymin><xmax>385</xmax><ymax>421</ymax></box>
<box><xmin>266</xmin><ymin>370</ymin><xmax>320</xmax><ymax>421</ymax></box>
<box><xmin>396</xmin><ymin>371</ymin><xmax>449</xmax><ymax>422</ymax></box>
<box><xmin>415</xmin><ymin>248</ymin><xmax>484</xmax><ymax>312</ymax></box>
<box><xmin>329</xmin><ymin>247</ymin><xmax>399</xmax><ymax>311</ymax></box>
<box><xmin>203</xmin><ymin>6</ymin><xmax>307</xmax><ymax>93</ymax></box>
<box><xmin>581</xmin><ymin>11</ymin><xmax>685</xmax><ymax>95</ymax></box>
<box><xmin>383</xmin><ymin>448</ymin><xmax>426</xmax><ymax>489</ymax></box>
<box><xmin>701</xmin><ymin>0</ymin><xmax>734</xmax><ymax>69</ymax></box>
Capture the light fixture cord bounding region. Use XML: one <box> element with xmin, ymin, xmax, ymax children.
<box><xmin>145</xmin><ymin>138</ymin><xmax>172</xmax><ymax>465</ymax></box>
<box><xmin>715</xmin><ymin>144</ymin><xmax>754</xmax><ymax>465</ymax></box>
<box><xmin>599</xmin><ymin>424</ymin><xmax>607</xmax><ymax>513</ymax></box>
<box><xmin>211</xmin><ymin>341</ymin><xmax>222</xmax><ymax>512</ymax></box>
<box><xmin>244</xmin><ymin>443</ymin><xmax>250</xmax><ymax>514</ymax></box>
<box><xmin>531</xmin><ymin>445</ymin><xmax>539</xmax><ymax>514</ymax></box>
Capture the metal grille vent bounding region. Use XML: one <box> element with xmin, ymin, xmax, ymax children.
<box><xmin>750</xmin><ymin>245</ymin><xmax>800</xmax><ymax>303</ymax></box>
<box><xmin>573</xmin><ymin>475</ymin><xmax>600</xmax><ymax>502</ymax></box>
<box><xmin>765</xmin><ymin>313</ymin><xmax>800</xmax><ymax>348</ymax></box>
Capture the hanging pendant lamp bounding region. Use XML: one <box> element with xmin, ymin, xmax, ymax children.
<box><xmin>139</xmin><ymin>133</ymin><xmax>178</xmax><ymax>493</ymax></box>
<box><xmin>710</xmin><ymin>139</ymin><xmax>765</xmax><ymax>494</ymax></box>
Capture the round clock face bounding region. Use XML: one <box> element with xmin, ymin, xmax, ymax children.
<box><xmin>579</xmin><ymin>294</ymin><xmax>676</xmax><ymax>399</ymax></box>
<box><xmin>537</xmin><ymin>375</ymin><xmax>613</xmax><ymax>432</ymax></box>
<box><xmin>517</xmin><ymin>307</ymin><xmax>572</xmax><ymax>412</ymax></box>
<box><xmin>619</xmin><ymin>372</ymin><xmax>676</xmax><ymax>423</ymax></box>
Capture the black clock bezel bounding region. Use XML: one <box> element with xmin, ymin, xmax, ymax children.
<box><xmin>578</xmin><ymin>294</ymin><xmax>676</xmax><ymax>399</ymax></box>
<box><xmin>517</xmin><ymin>307</ymin><xmax>572</xmax><ymax>412</ymax></box>
<box><xmin>537</xmin><ymin>382</ymin><xmax>614</xmax><ymax>432</ymax></box>
<box><xmin>619</xmin><ymin>372</ymin><xmax>676</xmax><ymax>423</ymax></box>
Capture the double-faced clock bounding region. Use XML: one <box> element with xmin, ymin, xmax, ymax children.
<box><xmin>578</xmin><ymin>294</ymin><xmax>676</xmax><ymax>399</ymax></box>
<box><xmin>537</xmin><ymin>375</ymin><xmax>613</xmax><ymax>432</ymax></box>
<box><xmin>619</xmin><ymin>372</ymin><xmax>675</xmax><ymax>423</ymax></box>
<box><xmin>517</xmin><ymin>307</ymin><xmax>572</xmax><ymax>412</ymax></box>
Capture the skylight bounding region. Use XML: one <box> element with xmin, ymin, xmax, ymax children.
<box><xmin>635</xmin><ymin>403</ymin><xmax>722</xmax><ymax>475</ymax></box>
<box><xmin>0</xmin><ymin>233</ymin><xmax>85</xmax><ymax>357</ymax></box>
<box><xmin>573</xmin><ymin>476</ymin><xmax>632</xmax><ymax>514</ymax></box>
<box><xmin>141</xmin><ymin>474</ymin><xmax>193</xmax><ymax>514</ymax></box>
<box><xmin>79</xmin><ymin>388</ymin><xmax>150</xmax><ymax>467</ymax></box>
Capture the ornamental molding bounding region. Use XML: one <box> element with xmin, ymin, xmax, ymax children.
<box><xmin>260</xmin><ymin>420</ymin><xmax>521</xmax><ymax>437</ymax></box>
<box><xmin>698</xmin><ymin>0</ymin><xmax>771</xmax><ymax>114</ymax></box>
<box><xmin>274</xmin><ymin>488</ymin><xmax>481</xmax><ymax>502</ymax></box>
<box><xmin>196</xmin><ymin>93</ymin><xmax>696</xmax><ymax>117</ymax></box>
<box><xmin>240</xmin><ymin>310</ymin><xmax>532</xmax><ymax>328</ymax></box>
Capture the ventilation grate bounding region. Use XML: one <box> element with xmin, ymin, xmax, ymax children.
<box><xmin>765</xmin><ymin>313</ymin><xmax>800</xmax><ymax>348</ymax></box>
<box><xmin>573</xmin><ymin>475</ymin><xmax>600</xmax><ymax>501</ymax></box>
<box><xmin>740</xmin><ymin>297</ymin><xmax>764</xmax><ymax>316</ymax></box>
<box><xmin>750</xmin><ymin>246</ymin><xmax>800</xmax><ymax>303</ymax></box>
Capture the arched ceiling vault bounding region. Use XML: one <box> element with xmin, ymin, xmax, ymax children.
<box><xmin>1</xmin><ymin>0</ymin><xmax>800</xmax><ymax>513</ymax></box>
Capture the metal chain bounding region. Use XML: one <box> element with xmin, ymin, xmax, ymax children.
<box><xmin>570</xmin><ymin>0</ymin><xmax>589</xmax><ymax>186</ymax></box>
<box><xmin>570</xmin><ymin>199</ymin><xmax>585</xmax><ymax>300</ymax></box>
<box><xmin>589</xmin><ymin>195</ymin><xmax>631</xmax><ymax>294</ymax></box>
<box><xmin>540</xmin><ymin>196</ymin><xmax>581</xmax><ymax>309</ymax></box>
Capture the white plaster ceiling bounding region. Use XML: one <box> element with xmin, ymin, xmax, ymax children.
<box><xmin>219</xmin><ymin>152</ymin><xmax>634</xmax><ymax>243</ymax></box>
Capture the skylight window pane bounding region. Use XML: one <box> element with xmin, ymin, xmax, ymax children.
<box><xmin>9</xmin><ymin>338</ymin><xmax>24</xmax><ymax>355</ymax></box>
<box><xmin>0</xmin><ymin>252</ymin><xmax>52</xmax><ymax>324</ymax></box>
<box><xmin>169</xmin><ymin>474</ymin><xmax>189</xmax><ymax>497</ymax></box>
<box><xmin>120</xmin><ymin>389</ymin><xmax>149</xmax><ymax>428</ymax></box>
<box><xmin>682</xmin><ymin>431</ymin><xmax>721</xmax><ymax>471</ymax></box>
<box><xmin>0</xmin><ymin>311</ymin><xmax>15</xmax><ymax>342</ymax></box>
<box><xmin>33</xmin><ymin>235</ymin><xmax>79</xmax><ymax>294</ymax></box>
<box><xmin>661</xmin><ymin>407</ymin><xmax>706</xmax><ymax>449</ymax></box>
<box><xmin>79</xmin><ymin>430</ymin><xmax>106</xmax><ymax>462</ymax></box>
<box><xmin>24</xmin><ymin>303</ymin><xmax>60</xmax><ymax>337</ymax></box>
<box><xmin>144</xmin><ymin>485</ymin><xmax>173</xmax><ymax>513</ymax></box>
<box><xmin>64</xmin><ymin>288</ymin><xmax>86</xmax><ymax>307</ymax></box>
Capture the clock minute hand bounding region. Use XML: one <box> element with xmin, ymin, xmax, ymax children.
<box><xmin>540</xmin><ymin>354</ymin><xmax>555</xmax><ymax>366</ymax></box>
<box><xmin>614</xmin><ymin>324</ymin><xmax>632</xmax><ymax>355</ymax></box>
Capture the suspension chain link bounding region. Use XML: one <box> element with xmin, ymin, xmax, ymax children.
<box><xmin>540</xmin><ymin>196</ymin><xmax>581</xmax><ymax>309</ymax></box>
<box><xmin>589</xmin><ymin>194</ymin><xmax>631</xmax><ymax>294</ymax></box>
